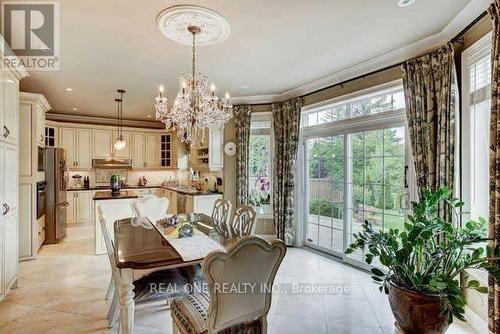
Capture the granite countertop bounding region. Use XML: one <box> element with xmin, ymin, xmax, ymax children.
<box><xmin>161</xmin><ymin>186</ymin><xmax>223</xmax><ymax>196</ymax></box>
<box><xmin>68</xmin><ymin>185</ymin><xmax>162</xmax><ymax>191</ymax></box>
<box><xmin>93</xmin><ymin>190</ymin><xmax>139</xmax><ymax>201</ymax></box>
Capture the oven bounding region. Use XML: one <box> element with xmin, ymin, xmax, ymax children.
<box><xmin>37</xmin><ymin>181</ymin><xmax>47</xmax><ymax>219</ymax></box>
<box><xmin>38</xmin><ymin>147</ymin><xmax>45</xmax><ymax>172</ymax></box>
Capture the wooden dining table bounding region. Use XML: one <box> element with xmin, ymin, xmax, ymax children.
<box><xmin>113</xmin><ymin>213</ymin><xmax>233</xmax><ymax>334</ymax></box>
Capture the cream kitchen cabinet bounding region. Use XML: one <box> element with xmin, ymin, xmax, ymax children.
<box><xmin>185</xmin><ymin>194</ymin><xmax>222</xmax><ymax>216</ymax></box>
<box><xmin>132</xmin><ymin>132</ymin><xmax>160</xmax><ymax>168</ymax></box>
<box><xmin>132</xmin><ymin>133</ymin><xmax>145</xmax><ymax>168</ymax></box>
<box><xmin>59</xmin><ymin>127</ymin><xmax>76</xmax><ymax>166</ymax></box>
<box><xmin>59</xmin><ymin>128</ymin><xmax>92</xmax><ymax>169</ymax></box>
<box><xmin>76</xmin><ymin>129</ymin><xmax>92</xmax><ymax>168</ymax></box>
<box><xmin>2</xmin><ymin>70</ymin><xmax>20</xmax><ymax>146</ymax></box>
<box><xmin>92</xmin><ymin>130</ymin><xmax>113</xmax><ymax>159</ymax></box>
<box><xmin>161</xmin><ymin>188</ymin><xmax>178</xmax><ymax>214</ymax></box>
<box><xmin>67</xmin><ymin>191</ymin><xmax>92</xmax><ymax>224</ymax></box>
<box><xmin>145</xmin><ymin>134</ymin><xmax>159</xmax><ymax>167</ymax></box>
<box><xmin>112</xmin><ymin>131</ymin><xmax>131</xmax><ymax>159</ymax></box>
<box><xmin>190</xmin><ymin>127</ymin><xmax>224</xmax><ymax>171</ymax></box>
<box><xmin>35</xmin><ymin>107</ymin><xmax>45</xmax><ymax>147</ymax></box>
<box><xmin>0</xmin><ymin>49</ymin><xmax>26</xmax><ymax>301</ymax></box>
<box><xmin>208</xmin><ymin>126</ymin><xmax>224</xmax><ymax>171</ymax></box>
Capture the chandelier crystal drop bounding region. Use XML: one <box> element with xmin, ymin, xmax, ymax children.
<box><xmin>154</xmin><ymin>25</ymin><xmax>232</xmax><ymax>146</ymax></box>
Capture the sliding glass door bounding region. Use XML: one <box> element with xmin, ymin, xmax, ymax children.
<box><xmin>305</xmin><ymin>135</ymin><xmax>345</xmax><ymax>256</ymax></box>
<box><xmin>303</xmin><ymin>122</ymin><xmax>409</xmax><ymax>266</ymax></box>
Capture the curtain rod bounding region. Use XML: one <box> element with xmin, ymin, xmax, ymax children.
<box><xmin>250</xmin><ymin>10</ymin><xmax>488</xmax><ymax>107</ymax></box>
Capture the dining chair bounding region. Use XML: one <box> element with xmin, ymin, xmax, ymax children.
<box><xmin>171</xmin><ymin>236</ymin><xmax>287</xmax><ymax>334</ymax></box>
<box><xmin>211</xmin><ymin>198</ymin><xmax>232</xmax><ymax>238</ymax></box>
<box><xmin>229</xmin><ymin>205</ymin><xmax>257</xmax><ymax>238</ymax></box>
<box><xmin>97</xmin><ymin>206</ymin><xmax>190</xmax><ymax>328</ymax></box>
<box><xmin>131</xmin><ymin>195</ymin><xmax>169</xmax><ymax>224</ymax></box>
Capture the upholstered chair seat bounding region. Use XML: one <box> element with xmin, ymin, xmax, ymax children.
<box><xmin>171</xmin><ymin>293</ymin><xmax>262</xmax><ymax>334</ymax></box>
<box><xmin>170</xmin><ymin>236</ymin><xmax>286</xmax><ymax>334</ymax></box>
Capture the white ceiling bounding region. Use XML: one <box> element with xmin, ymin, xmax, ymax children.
<box><xmin>17</xmin><ymin>0</ymin><xmax>475</xmax><ymax>120</ymax></box>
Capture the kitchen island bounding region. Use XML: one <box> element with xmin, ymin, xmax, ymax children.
<box><xmin>93</xmin><ymin>190</ymin><xmax>139</xmax><ymax>255</ymax></box>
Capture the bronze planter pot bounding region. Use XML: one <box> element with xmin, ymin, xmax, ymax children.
<box><xmin>388</xmin><ymin>281</ymin><xmax>450</xmax><ymax>334</ymax></box>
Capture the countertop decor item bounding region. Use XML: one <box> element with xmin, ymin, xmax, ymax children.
<box><xmin>346</xmin><ymin>187</ymin><xmax>500</xmax><ymax>333</ymax></box>
<box><xmin>110</xmin><ymin>174</ymin><xmax>121</xmax><ymax>194</ymax></box>
<box><xmin>154</xmin><ymin>5</ymin><xmax>233</xmax><ymax>146</ymax></box>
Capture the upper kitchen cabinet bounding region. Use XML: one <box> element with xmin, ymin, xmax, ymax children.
<box><xmin>59</xmin><ymin>128</ymin><xmax>92</xmax><ymax>169</ymax></box>
<box><xmin>92</xmin><ymin>129</ymin><xmax>113</xmax><ymax>159</ymax></box>
<box><xmin>145</xmin><ymin>133</ymin><xmax>159</xmax><ymax>167</ymax></box>
<box><xmin>132</xmin><ymin>132</ymin><xmax>160</xmax><ymax>168</ymax></box>
<box><xmin>76</xmin><ymin>129</ymin><xmax>92</xmax><ymax>168</ymax></box>
<box><xmin>190</xmin><ymin>126</ymin><xmax>224</xmax><ymax>171</ymax></box>
<box><xmin>112</xmin><ymin>131</ymin><xmax>131</xmax><ymax>159</ymax></box>
<box><xmin>208</xmin><ymin>126</ymin><xmax>224</xmax><ymax>171</ymax></box>
<box><xmin>19</xmin><ymin>93</ymin><xmax>51</xmax><ymax>177</ymax></box>
<box><xmin>59</xmin><ymin>127</ymin><xmax>76</xmax><ymax>166</ymax></box>
<box><xmin>132</xmin><ymin>132</ymin><xmax>145</xmax><ymax>168</ymax></box>
<box><xmin>2</xmin><ymin>70</ymin><xmax>20</xmax><ymax>146</ymax></box>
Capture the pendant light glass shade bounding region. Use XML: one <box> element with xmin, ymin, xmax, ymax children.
<box><xmin>114</xmin><ymin>90</ymin><xmax>126</xmax><ymax>151</ymax></box>
<box><xmin>114</xmin><ymin>137</ymin><xmax>126</xmax><ymax>151</ymax></box>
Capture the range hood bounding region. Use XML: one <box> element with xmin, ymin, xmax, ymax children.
<box><xmin>92</xmin><ymin>158</ymin><xmax>132</xmax><ymax>169</ymax></box>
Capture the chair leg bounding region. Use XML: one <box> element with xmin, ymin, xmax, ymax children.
<box><xmin>259</xmin><ymin>316</ymin><xmax>268</xmax><ymax>334</ymax></box>
<box><xmin>107</xmin><ymin>290</ymin><xmax>116</xmax><ymax>319</ymax></box>
<box><xmin>105</xmin><ymin>277</ymin><xmax>114</xmax><ymax>301</ymax></box>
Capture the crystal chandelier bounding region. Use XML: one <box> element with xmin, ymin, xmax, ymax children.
<box><xmin>154</xmin><ymin>25</ymin><xmax>232</xmax><ymax>146</ymax></box>
<box><xmin>114</xmin><ymin>89</ymin><xmax>126</xmax><ymax>151</ymax></box>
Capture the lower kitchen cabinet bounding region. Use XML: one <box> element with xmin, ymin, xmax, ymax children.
<box><xmin>67</xmin><ymin>191</ymin><xmax>92</xmax><ymax>224</ymax></box>
<box><xmin>4</xmin><ymin>213</ymin><xmax>18</xmax><ymax>289</ymax></box>
<box><xmin>185</xmin><ymin>194</ymin><xmax>222</xmax><ymax>216</ymax></box>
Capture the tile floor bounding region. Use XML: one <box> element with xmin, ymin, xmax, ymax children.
<box><xmin>0</xmin><ymin>223</ymin><xmax>477</xmax><ymax>333</ymax></box>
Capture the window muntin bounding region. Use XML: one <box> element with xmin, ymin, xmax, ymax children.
<box><xmin>301</xmin><ymin>87</ymin><xmax>405</xmax><ymax>128</ymax></box>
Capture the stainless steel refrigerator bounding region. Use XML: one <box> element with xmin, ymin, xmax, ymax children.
<box><xmin>45</xmin><ymin>148</ymin><xmax>69</xmax><ymax>244</ymax></box>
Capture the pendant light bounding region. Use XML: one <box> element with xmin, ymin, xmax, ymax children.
<box><xmin>114</xmin><ymin>89</ymin><xmax>126</xmax><ymax>151</ymax></box>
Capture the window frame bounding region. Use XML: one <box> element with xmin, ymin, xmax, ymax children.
<box><xmin>296</xmin><ymin>80</ymin><xmax>414</xmax><ymax>270</ymax></box>
<box><xmin>460</xmin><ymin>32</ymin><xmax>492</xmax><ymax>287</ymax></box>
<box><xmin>248</xmin><ymin>112</ymin><xmax>274</xmax><ymax>219</ymax></box>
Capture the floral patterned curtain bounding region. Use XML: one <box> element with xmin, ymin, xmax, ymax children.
<box><xmin>272</xmin><ymin>97</ymin><xmax>302</xmax><ymax>246</ymax></box>
<box><xmin>488</xmin><ymin>2</ymin><xmax>500</xmax><ymax>332</ymax></box>
<box><xmin>234</xmin><ymin>105</ymin><xmax>252</xmax><ymax>206</ymax></box>
<box><xmin>401</xmin><ymin>43</ymin><xmax>458</xmax><ymax>225</ymax></box>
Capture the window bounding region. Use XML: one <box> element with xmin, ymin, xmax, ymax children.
<box><xmin>462</xmin><ymin>33</ymin><xmax>491</xmax><ymax>234</ymax></box>
<box><xmin>248</xmin><ymin>114</ymin><xmax>273</xmax><ymax>216</ymax></box>
<box><xmin>301</xmin><ymin>87</ymin><xmax>405</xmax><ymax>128</ymax></box>
<box><xmin>301</xmin><ymin>82</ymin><xmax>410</xmax><ymax>265</ymax></box>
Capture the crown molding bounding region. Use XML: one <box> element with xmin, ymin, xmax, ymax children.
<box><xmin>20</xmin><ymin>92</ymin><xmax>52</xmax><ymax>112</ymax></box>
<box><xmin>231</xmin><ymin>0</ymin><xmax>492</xmax><ymax>105</ymax></box>
<box><xmin>46</xmin><ymin>112</ymin><xmax>165</xmax><ymax>129</ymax></box>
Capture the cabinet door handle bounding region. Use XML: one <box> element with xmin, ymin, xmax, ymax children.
<box><xmin>3</xmin><ymin>126</ymin><xmax>10</xmax><ymax>138</ymax></box>
<box><xmin>3</xmin><ymin>203</ymin><xmax>10</xmax><ymax>215</ymax></box>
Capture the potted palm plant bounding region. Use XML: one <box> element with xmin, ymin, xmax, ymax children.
<box><xmin>346</xmin><ymin>187</ymin><xmax>500</xmax><ymax>334</ymax></box>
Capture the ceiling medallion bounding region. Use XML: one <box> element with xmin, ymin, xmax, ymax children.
<box><xmin>154</xmin><ymin>5</ymin><xmax>232</xmax><ymax>146</ymax></box>
<box><xmin>156</xmin><ymin>5</ymin><xmax>231</xmax><ymax>46</ymax></box>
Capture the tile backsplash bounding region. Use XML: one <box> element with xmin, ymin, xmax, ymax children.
<box><xmin>69</xmin><ymin>169</ymin><xmax>182</xmax><ymax>187</ymax></box>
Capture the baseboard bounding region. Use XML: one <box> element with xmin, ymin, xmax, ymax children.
<box><xmin>464</xmin><ymin>305</ymin><xmax>487</xmax><ymax>334</ymax></box>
